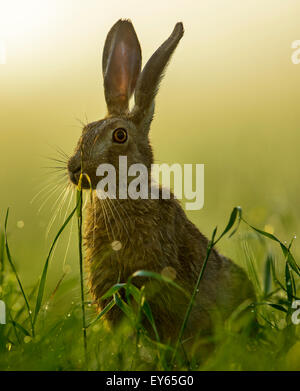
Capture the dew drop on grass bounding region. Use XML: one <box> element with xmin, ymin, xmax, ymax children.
<box><xmin>24</xmin><ymin>336</ymin><xmax>32</xmax><ymax>344</ymax></box>
<box><xmin>111</xmin><ymin>240</ymin><xmax>122</xmax><ymax>251</ymax></box>
<box><xmin>17</xmin><ymin>220</ymin><xmax>24</xmax><ymax>229</ymax></box>
<box><xmin>139</xmin><ymin>346</ymin><xmax>153</xmax><ymax>363</ymax></box>
<box><xmin>161</xmin><ymin>266</ymin><xmax>177</xmax><ymax>280</ymax></box>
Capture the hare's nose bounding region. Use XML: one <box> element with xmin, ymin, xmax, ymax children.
<box><xmin>68</xmin><ymin>167</ymin><xmax>81</xmax><ymax>185</ymax></box>
<box><xmin>72</xmin><ymin>165</ymin><xmax>81</xmax><ymax>175</ymax></box>
<box><xmin>67</xmin><ymin>158</ymin><xmax>82</xmax><ymax>184</ymax></box>
<box><xmin>67</xmin><ymin>157</ymin><xmax>81</xmax><ymax>173</ymax></box>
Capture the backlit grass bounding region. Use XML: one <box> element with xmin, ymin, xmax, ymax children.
<box><xmin>0</xmin><ymin>191</ymin><xmax>299</xmax><ymax>371</ymax></box>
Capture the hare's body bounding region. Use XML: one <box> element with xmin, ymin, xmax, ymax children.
<box><xmin>68</xmin><ymin>20</ymin><xmax>255</xmax><ymax>344</ymax></box>
<box><xmin>84</xmin><ymin>192</ymin><xmax>254</xmax><ymax>341</ymax></box>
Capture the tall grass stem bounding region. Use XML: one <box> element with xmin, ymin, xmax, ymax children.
<box><xmin>76</xmin><ymin>181</ymin><xmax>87</xmax><ymax>364</ymax></box>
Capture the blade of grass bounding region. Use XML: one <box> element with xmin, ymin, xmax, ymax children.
<box><xmin>114</xmin><ymin>293</ymin><xmax>135</xmax><ymax>321</ymax></box>
<box><xmin>129</xmin><ymin>270</ymin><xmax>189</xmax><ymax>298</ymax></box>
<box><xmin>87</xmin><ymin>299</ymin><xmax>115</xmax><ymax>328</ymax></box>
<box><xmin>8</xmin><ymin>320</ymin><xmax>30</xmax><ymax>337</ymax></box>
<box><xmin>263</xmin><ymin>254</ymin><xmax>273</xmax><ymax>298</ymax></box>
<box><xmin>0</xmin><ymin>231</ymin><xmax>5</xmax><ymax>286</ymax></box>
<box><xmin>101</xmin><ymin>283</ymin><xmax>127</xmax><ymax>300</ymax></box>
<box><xmin>126</xmin><ymin>282</ymin><xmax>160</xmax><ymax>342</ymax></box>
<box><xmin>214</xmin><ymin>206</ymin><xmax>242</xmax><ymax>245</ymax></box>
<box><xmin>7</xmin><ymin>310</ymin><xmax>21</xmax><ymax>345</ymax></box>
<box><xmin>172</xmin><ymin>207</ymin><xmax>242</xmax><ymax>367</ymax></box>
<box><xmin>241</xmin><ymin>217</ymin><xmax>300</xmax><ymax>276</ymax></box>
<box><xmin>76</xmin><ymin>183</ymin><xmax>87</xmax><ymax>362</ymax></box>
<box><xmin>242</xmin><ymin>240</ymin><xmax>261</xmax><ymax>295</ymax></box>
<box><xmin>268</xmin><ymin>303</ymin><xmax>288</xmax><ymax>313</ymax></box>
<box><xmin>285</xmin><ymin>263</ymin><xmax>293</xmax><ymax>305</ymax></box>
<box><xmin>269</xmin><ymin>253</ymin><xmax>299</xmax><ymax>300</ymax></box>
<box><xmin>6</xmin><ymin>283</ymin><xmax>38</xmax><ymax>341</ymax></box>
<box><xmin>171</xmin><ymin>227</ymin><xmax>217</xmax><ymax>366</ymax></box>
<box><xmin>4</xmin><ymin>209</ymin><xmax>34</xmax><ymax>336</ymax></box>
<box><xmin>254</xmin><ymin>302</ymin><xmax>288</xmax><ymax>313</ymax></box>
<box><xmin>48</xmin><ymin>271</ymin><xmax>67</xmax><ymax>302</ymax></box>
<box><xmin>33</xmin><ymin>203</ymin><xmax>78</xmax><ymax>326</ymax></box>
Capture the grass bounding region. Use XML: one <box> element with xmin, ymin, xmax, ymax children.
<box><xmin>0</xmin><ymin>191</ymin><xmax>300</xmax><ymax>371</ymax></box>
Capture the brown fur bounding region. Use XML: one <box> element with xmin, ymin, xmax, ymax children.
<box><xmin>67</xmin><ymin>19</ymin><xmax>255</xmax><ymax>344</ymax></box>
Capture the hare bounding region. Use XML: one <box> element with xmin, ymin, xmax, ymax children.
<box><xmin>67</xmin><ymin>19</ymin><xmax>255</xmax><ymax>345</ymax></box>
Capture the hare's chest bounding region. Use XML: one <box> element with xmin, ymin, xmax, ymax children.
<box><xmin>86</xmin><ymin>226</ymin><xmax>172</xmax><ymax>294</ymax></box>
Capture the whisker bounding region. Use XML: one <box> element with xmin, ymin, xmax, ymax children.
<box><xmin>34</xmin><ymin>168</ymin><xmax>67</xmax><ymax>184</ymax></box>
<box><xmin>103</xmin><ymin>199</ymin><xmax>123</xmax><ymax>268</ymax></box>
<box><xmin>62</xmin><ymin>209</ymin><xmax>75</xmax><ymax>270</ymax></box>
<box><xmin>42</xmin><ymin>166</ymin><xmax>67</xmax><ymax>171</ymax></box>
<box><xmin>46</xmin><ymin>142</ymin><xmax>70</xmax><ymax>160</ymax></box>
<box><xmin>113</xmin><ymin>199</ymin><xmax>133</xmax><ymax>234</ymax></box>
<box><xmin>106</xmin><ymin>198</ymin><xmax>129</xmax><ymax>242</ymax></box>
<box><xmin>37</xmin><ymin>153</ymin><xmax>68</xmax><ymax>164</ymax></box>
<box><xmin>63</xmin><ymin>188</ymin><xmax>75</xmax><ymax>223</ymax></box>
<box><xmin>103</xmin><ymin>199</ymin><xmax>119</xmax><ymax>239</ymax></box>
<box><xmin>55</xmin><ymin>145</ymin><xmax>70</xmax><ymax>160</ymax></box>
<box><xmin>100</xmin><ymin>199</ymin><xmax>113</xmax><ymax>242</ymax></box>
<box><xmin>44</xmin><ymin>156</ymin><xmax>68</xmax><ymax>165</ymax></box>
<box><xmin>75</xmin><ymin>117</ymin><xmax>87</xmax><ymax>128</ymax></box>
<box><xmin>37</xmin><ymin>183</ymin><xmax>66</xmax><ymax>213</ymax></box>
<box><xmin>31</xmin><ymin>181</ymin><xmax>59</xmax><ymax>204</ymax></box>
<box><xmin>46</xmin><ymin>185</ymin><xmax>71</xmax><ymax>237</ymax></box>
<box><xmin>52</xmin><ymin>184</ymin><xmax>71</xmax><ymax>217</ymax></box>
<box><xmin>32</xmin><ymin>175</ymin><xmax>66</xmax><ymax>203</ymax></box>
<box><xmin>47</xmin><ymin>185</ymin><xmax>69</xmax><ymax>216</ymax></box>
<box><xmin>82</xmin><ymin>192</ymin><xmax>89</xmax><ymax>210</ymax></box>
<box><xmin>93</xmin><ymin>196</ymin><xmax>96</xmax><ymax>247</ymax></box>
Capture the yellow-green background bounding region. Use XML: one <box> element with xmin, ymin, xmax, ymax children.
<box><xmin>0</xmin><ymin>0</ymin><xmax>299</xmax><ymax>286</ymax></box>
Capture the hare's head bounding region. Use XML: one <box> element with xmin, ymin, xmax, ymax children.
<box><xmin>68</xmin><ymin>19</ymin><xmax>184</xmax><ymax>188</ymax></box>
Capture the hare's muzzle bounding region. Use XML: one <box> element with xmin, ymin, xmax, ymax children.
<box><xmin>67</xmin><ymin>161</ymin><xmax>81</xmax><ymax>185</ymax></box>
<box><xmin>68</xmin><ymin>161</ymin><xmax>92</xmax><ymax>189</ymax></box>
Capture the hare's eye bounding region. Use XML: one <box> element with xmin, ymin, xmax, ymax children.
<box><xmin>113</xmin><ymin>128</ymin><xmax>127</xmax><ymax>144</ymax></box>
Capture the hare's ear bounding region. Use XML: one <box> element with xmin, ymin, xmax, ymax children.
<box><xmin>132</xmin><ymin>22</ymin><xmax>184</xmax><ymax>123</ymax></box>
<box><xmin>102</xmin><ymin>19</ymin><xmax>141</xmax><ymax>115</ymax></box>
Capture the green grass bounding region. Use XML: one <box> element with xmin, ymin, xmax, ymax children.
<box><xmin>0</xmin><ymin>197</ymin><xmax>300</xmax><ymax>371</ymax></box>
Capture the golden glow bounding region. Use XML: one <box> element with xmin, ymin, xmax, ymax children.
<box><xmin>1</xmin><ymin>0</ymin><xmax>300</xmax><ymax>278</ymax></box>
<box><xmin>0</xmin><ymin>0</ymin><xmax>54</xmax><ymax>38</ymax></box>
